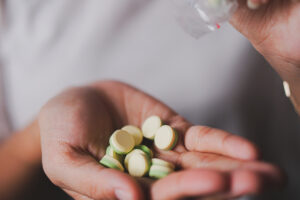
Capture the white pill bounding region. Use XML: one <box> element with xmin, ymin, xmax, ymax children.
<box><xmin>122</xmin><ymin>125</ymin><xmax>143</xmax><ymax>145</ymax></box>
<box><xmin>142</xmin><ymin>115</ymin><xmax>163</xmax><ymax>140</ymax></box>
<box><xmin>99</xmin><ymin>155</ymin><xmax>124</xmax><ymax>172</ymax></box>
<box><xmin>109</xmin><ymin>130</ymin><xmax>135</xmax><ymax>154</ymax></box>
<box><xmin>152</xmin><ymin>158</ymin><xmax>175</xmax><ymax>170</ymax></box>
<box><xmin>154</xmin><ymin>125</ymin><xmax>178</xmax><ymax>150</ymax></box>
<box><xmin>127</xmin><ymin>151</ymin><xmax>151</xmax><ymax>177</ymax></box>
<box><xmin>283</xmin><ymin>81</ymin><xmax>291</xmax><ymax>98</ymax></box>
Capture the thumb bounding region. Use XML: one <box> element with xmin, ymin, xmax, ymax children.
<box><xmin>42</xmin><ymin>147</ymin><xmax>143</xmax><ymax>200</ymax></box>
<box><xmin>230</xmin><ymin>0</ymin><xmax>282</xmax><ymax>44</ymax></box>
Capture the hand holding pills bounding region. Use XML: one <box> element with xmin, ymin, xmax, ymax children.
<box><xmin>100</xmin><ymin>116</ymin><xmax>177</xmax><ymax>178</ymax></box>
<box><xmin>39</xmin><ymin>81</ymin><xmax>284</xmax><ymax>200</ymax></box>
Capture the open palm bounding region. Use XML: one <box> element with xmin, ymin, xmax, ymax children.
<box><xmin>39</xmin><ymin>81</ymin><xmax>283</xmax><ymax>200</ymax></box>
<box><xmin>232</xmin><ymin>0</ymin><xmax>300</xmax><ymax>66</ymax></box>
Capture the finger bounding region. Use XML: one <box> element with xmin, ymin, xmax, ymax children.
<box><xmin>151</xmin><ymin>169</ymin><xmax>229</xmax><ymax>200</ymax></box>
<box><xmin>199</xmin><ymin>169</ymin><xmax>280</xmax><ymax>200</ymax></box>
<box><xmin>135</xmin><ymin>177</ymin><xmax>155</xmax><ymax>199</ymax></box>
<box><xmin>229</xmin><ymin>169</ymin><xmax>283</xmax><ymax>197</ymax></box>
<box><xmin>180</xmin><ymin>152</ymin><xmax>284</xmax><ymax>184</ymax></box>
<box><xmin>184</xmin><ymin>126</ymin><xmax>259</xmax><ymax>160</ymax></box>
<box><xmin>238</xmin><ymin>161</ymin><xmax>286</xmax><ymax>189</ymax></box>
<box><xmin>179</xmin><ymin>151</ymin><xmax>242</xmax><ymax>171</ymax></box>
<box><xmin>42</xmin><ymin>149</ymin><xmax>143</xmax><ymax>200</ymax></box>
<box><xmin>191</xmin><ymin>169</ymin><xmax>283</xmax><ymax>200</ymax></box>
<box><xmin>179</xmin><ymin>152</ymin><xmax>285</xmax><ymax>198</ymax></box>
<box><xmin>64</xmin><ymin>189</ymin><xmax>94</xmax><ymax>200</ymax></box>
<box><xmin>246</xmin><ymin>0</ymin><xmax>268</xmax><ymax>10</ymax></box>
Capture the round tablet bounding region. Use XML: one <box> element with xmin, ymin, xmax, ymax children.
<box><xmin>149</xmin><ymin>165</ymin><xmax>173</xmax><ymax>179</ymax></box>
<box><xmin>135</xmin><ymin>145</ymin><xmax>153</xmax><ymax>158</ymax></box>
<box><xmin>152</xmin><ymin>158</ymin><xmax>175</xmax><ymax>170</ymax></box>
<box><xmin>127</xmin><ymin>152</ymin><xmax>150</xmax><ymax>177</ymax></box>
<box><xmin>106</xmin><ymin>146</ymin><xmax>124</xmax><ymax>163</ymax></box>
<box><xmin>122</xmin><ymin>125</ymin><xmax>143</xmax><ymax>145</ymax></box>
<box><xmin>142</xmin><ymin>115</ymin><xmax>163</xmax><ymax>140</ymax></box>
<box><xmin>124</xmin><ymin>149</ymin><xmax>146</xmax><ymax>170</ymax></box>
<box><xmin>109</xmin><ymin>130</ymin><xmax>135</xmax><ymax>155</ymax></box>
<box><xmin>99</xmin><ymin>155</ymin><xmax>124</xmax><ymax>172</ymax></box>
<box><xmin>154</xmin><ymin>125</ymin><xmax>178</xmax><ymax>150</ymax></box>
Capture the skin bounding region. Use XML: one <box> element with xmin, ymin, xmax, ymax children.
<box><xmin>0</xmin><ymin>121</ymin><xmax>41</xmax><ymax>200</ymax></box>
<box><xmin>232</xmin><ymin>0</ymin><xmax>300</xmax><ymax>114</ymax></box>
<box><xmin>0</xmin><ymin>0</ymin><xmax>299</xmax><ymax>199</ymax></box>
<box><xmin>39</xmin><ymin>81</ymin><xmax>284</xmax><ymax>200</ymax></box>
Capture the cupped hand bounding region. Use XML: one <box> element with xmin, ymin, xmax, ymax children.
<box><xmin>232</xmin><ymin>0</ymin><xmax>300</xmax><ymax>67</ymax></box>
<box><xmin>39</xmin><ymin>81</ymin><xmax>284</xmax><ymax>200</ymax></box>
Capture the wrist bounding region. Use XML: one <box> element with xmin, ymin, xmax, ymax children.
<box><xmin>264</xmin><ymin>54</ymin><xmax>300</xmax><ymax>115</ymax></box>
<box><xmin>0</xmin><ymin>120</ymin><xmax>41</xmax><ymax>199</ymax></box>
<box><xmin>13</xmin><ymin>120</ymin><xmax>41</xmax><ymax>166</ymax></box>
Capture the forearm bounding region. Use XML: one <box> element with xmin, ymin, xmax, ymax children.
<box><xmin>0</xmin><ymin>120</ymin><xmax>41</xmax><ymax>200</ymax></box>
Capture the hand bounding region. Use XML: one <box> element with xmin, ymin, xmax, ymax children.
<box><xmin>232</xmin><ymin>0</ymin><xmax>300</xmax><ymax>67</ymax></box>
<box><xmin>231</xmin><ymin>0</ymin><xmax>300</xmax><ymax>114</ymax></box>
<box><xmin>39</xmin><ymin>81</ymin><xmax>284</xmax><ymax>200</ymax></box>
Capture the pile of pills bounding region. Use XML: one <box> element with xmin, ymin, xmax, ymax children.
<box><xmin>99</xmin><ymin>115</ymin><xmax>178</xmax><ymax>179</ymax></box>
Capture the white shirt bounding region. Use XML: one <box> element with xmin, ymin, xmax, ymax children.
<box><xmin>0</xmin><ymin>0</ymin><xmax>299</xmax><ymax>199</ymax></box>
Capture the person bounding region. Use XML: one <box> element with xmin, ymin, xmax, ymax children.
<box><xmin>0</xmin><ymin>0</ymin><xmax>299</xmax><ymax>199</ymax></box>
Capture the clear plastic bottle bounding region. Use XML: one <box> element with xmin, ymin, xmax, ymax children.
<box><xmin>173</xmin><ymin>0</ymin><xmax>238</xmax><ymax>38</ymax></box>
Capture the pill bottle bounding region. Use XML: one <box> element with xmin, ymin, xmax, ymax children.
<box><xmin>172</xmin><ymin>0</ymin><xmax>238</xmax><ymax>38</ymax></box>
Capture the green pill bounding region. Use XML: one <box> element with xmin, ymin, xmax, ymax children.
<box><xmin>99</xmin><ymin>155</ymin><xmax>124</xmax><ymax>172</ymax></box>
<box><xmin>149</xmin><ymin>165</ymin><xmax>173</xmax><ymax>179</ymax></box>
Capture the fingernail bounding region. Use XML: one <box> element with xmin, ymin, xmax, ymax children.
<box><xmin>247</xmin><ymin>0</ymin><xmax>261</xmax><ymax>10</ymax></box>
<box><xmin>115</xmin><ymin>189</ymin><xmax>130</xmax><ymax>200</ymax></box>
